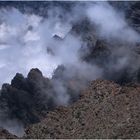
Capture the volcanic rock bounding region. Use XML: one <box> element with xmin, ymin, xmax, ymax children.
<box><xmin>0</xmin><ymin>68</ymin><xmax>55</xmax><ymax>126</ymax></box>
<box><xmin>24</xmin><ymin>79</ymin><xmax>140</xmax><ymax>139</ymax></box>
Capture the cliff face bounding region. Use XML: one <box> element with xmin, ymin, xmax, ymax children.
<box><xmin>24</xmin><ymin>80</ymin><xmax>140</xmax><ymax>139</ymax></box>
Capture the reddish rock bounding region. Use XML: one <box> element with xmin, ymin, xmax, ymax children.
<box><xmin>24</xmin><ymin>80</ymin><xmax>140</xmax><ymax>139</ymax></box>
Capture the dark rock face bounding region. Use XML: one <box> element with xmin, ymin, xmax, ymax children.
<box><xmin>84</xmin><ymin>40</ymin><xmax>111</xmax><ymax>66</ymax></box>
<box><xmin>0</xmin><ymin>67</ymin><xmax>84</xmax><ymax>128</ymax></box>
<box><xmin>24</xmin><ymin>80</ymin><xmax>140</xmax><ymax>139</ymax></box>
<box><xmin>0</xmin><ymin>128</ymin><xmax>17</xmax><ymax>139</ymax></box>
<box><xmin>70</xmin><ymin>11</ymin><xmax>140</xmax><ymax>86</ymax></box>
<box><xmin>0</xmin><ymin>68</ymin><xmax>55</xmax><ymax>126</ymax></box>
<box><xmin>126</xmin><ymin>2</ymin><xmax>140</xmax><ymax>33</ymax></box>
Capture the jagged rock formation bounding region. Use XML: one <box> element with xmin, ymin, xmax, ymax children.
<box><xmin>24</xmin><ymin>80</ymin><xmax>140</xmax><ymax>139</ymax></box>
<box><xmin>0</xmin><ymin>67</ymin><xmax>83</xmax><ymax>128</ymax></box>
<box><xmin>0</xmin><ymin>68</ymin><xmax>55</xmax><ymax>126</ymax></box>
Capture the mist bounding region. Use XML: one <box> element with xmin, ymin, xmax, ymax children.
<box><xmin>0</xmin><ymin>1</ymin><xmax>139</xmax><ymax>137</ymax></box>
<box><xmin>86</xmin><ymin>2</ymin><xmax>140</xmax><ymax>43</ymax></box>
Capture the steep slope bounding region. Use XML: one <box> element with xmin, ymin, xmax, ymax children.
<box><xmin>24</xmin><ymin>80</ymin><xmax>140</xmax><ymax>139</ymax></box>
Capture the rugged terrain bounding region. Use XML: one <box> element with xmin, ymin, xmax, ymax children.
<box><xmin>24</xmin><ymin>80</ymin><xmax>140</xmax><ymax>139</ymax></box>
<box><xmin>0</xmin><ymin>1</ymin><xmax>140</xmax><ymax>139</ymax></box>
<box><xmin>1</xmin><ymin>79</ymin><xmax>140</xmax><ymax>139</ymax></box>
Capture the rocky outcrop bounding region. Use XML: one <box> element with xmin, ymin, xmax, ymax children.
<box><xmin>0</xmin><ymin>67</ymin><xmax>85</xmax><ymax>128</ymax></box>
<box><xmin>24</xmin><ymin>80</ymin><xmax>140</xmax><ymax>139</ymax></box>
<box><xmin>0</xmin><ymin>68</ymin><xmax>55</xmax><ymax>126</ymax></box>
